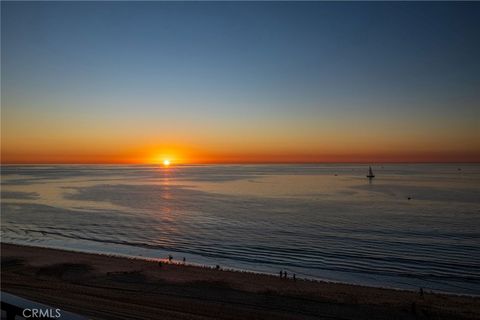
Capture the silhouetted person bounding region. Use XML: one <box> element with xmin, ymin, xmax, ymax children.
<box><xmin>293</xmin><ymin>274</ymin><xmax>296</xmax><ymax>281</ymax></box>
<box><xmin>168</xmin><ymin>254</ymin><xmax>173</xmax><ymax>262</ymax></box>
<box><xmin>419</xmin><ymin>288</ymin><xmax>424</xmax><ymax>298</ymax></box>
<box><xmin>279</xmin><ymin>270</ymin><xmax>283</xmax><ymax>278</ymax></box>
<box><xmin>183</xmin><ymin>257</ymin><xmax>186</xmax><ymax>264</ymax></box>
<box><xmin>284</xmin><ymin>271</ymin><xmax>288</xmax><ymax>279</ymax></box>
<box><xmin>158</xmin><ymin>261</ymin><xmax>162</xmax><ymax>268</ymax></box>
<box><xmin>216</xmin><ymin>264</ymin><xmax>220</xmax><ymax>270</ymax></box>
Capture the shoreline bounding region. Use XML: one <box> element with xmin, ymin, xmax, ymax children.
<box><xmin>2</xmin><ymin>243</ymin><xmax>479</xmax><ymax>320</ymax></box>
<box><xmin>2</xmin><ymin>241</ymin><xmax>476</xmax><ymax>298</ymax></box>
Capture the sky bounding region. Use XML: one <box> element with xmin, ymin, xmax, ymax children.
<box><xmin>2</xmin><ymin>2</ymin><xmax>479</xmax><ymax>164</ymax></box>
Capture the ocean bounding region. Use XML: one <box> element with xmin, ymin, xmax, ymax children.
<box><xmin>1</xmin><ymin>164</ymin><xmax>479</xmax><ymax>295</ymax></box>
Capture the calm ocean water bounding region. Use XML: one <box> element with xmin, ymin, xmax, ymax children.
<box><xmin>1</xmin><ymin>164</ymin><xmax>479</xmax><ymax>295</ymax></box>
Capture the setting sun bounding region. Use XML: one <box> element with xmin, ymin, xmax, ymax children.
<box><xmin>163</xmin><ymin>159</ymin><xmax>171</xmax><ymax>166</ymax></box>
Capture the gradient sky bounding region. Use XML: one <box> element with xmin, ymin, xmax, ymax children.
<box><xmin>2</xmin><ymin>2</ymin><xmax>479</xmax><ymax>164</ymax></box>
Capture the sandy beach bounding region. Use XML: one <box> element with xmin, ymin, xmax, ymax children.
<box><xmin>1</xmin><ymin>243</ymin><xmax>478</xmax><ymax>320</ymax></box>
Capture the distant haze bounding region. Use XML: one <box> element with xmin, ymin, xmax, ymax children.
<box><xmin>1</xmin><ymin>2</ymin><xmax>479</xmax><ymax>164</ymax></box>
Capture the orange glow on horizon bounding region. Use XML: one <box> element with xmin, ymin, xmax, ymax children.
<box><xmin>2</xmin><ymin>141</ymin><xmax>480</xmax><ymax>164</ymax></box>
<box><xmin>2</xmin><ymin>149</ymin><xmax>480</xmax><ymax>164</ymax></box>
<box><xmin>3</xmin><ymin>111</ymin><xmax>479</xmax><ymax>164</ymax></box>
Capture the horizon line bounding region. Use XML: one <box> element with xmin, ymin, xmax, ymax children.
<box><xmin>1</xmin><ymin>161</ymin><xmax>480</xmax><ymax>166</ymax></box>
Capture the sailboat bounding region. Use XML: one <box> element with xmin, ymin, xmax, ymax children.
<box><xmin>366</xmin><ymin>166</ymin><xmax>375</xmax><ymax>179</ymax></box>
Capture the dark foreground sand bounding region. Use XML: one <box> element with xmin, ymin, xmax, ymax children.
<box><xmin>1</xmin><ymin>243</ymin><xmax>478</xmax><ymax>320</ymax></box>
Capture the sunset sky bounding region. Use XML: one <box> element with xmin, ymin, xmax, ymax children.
<box><xmin>2</xmin><ymin>2</ymin><xmax>479</xmax><ymax>164</ymax></box>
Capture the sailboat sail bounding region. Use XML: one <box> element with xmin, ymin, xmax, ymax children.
<box><xmin>367</xmin><ymin>166</ymin><xmax>375</xmax><ymax>178</ymax></box>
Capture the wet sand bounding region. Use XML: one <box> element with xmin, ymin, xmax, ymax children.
<box><xmin>1</xmin><ymin>243</ymin><xmax>478</xmax><ymax>319</ymax></box>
